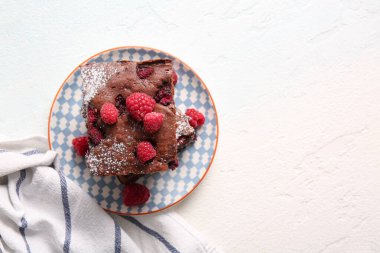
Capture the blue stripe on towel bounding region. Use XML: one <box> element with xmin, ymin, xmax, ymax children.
<box><xmin>19</xmin><ymin>217</ymin><xmax>31</xmax><ymax>253</ymax></box>
<box><xmin>0</xmin><ymin>149</ymin><xmax>42</xmax><ymax>155</ymax></box>
<box><xmin>114</xmin><ymin>219</ymin><xmax>121</xmax><ymax>253</ymax></box>
<box><xmin>0</xmin><ymin>234</ymin><xmax>3</xmax><ymax>253</ymax></box>
<box><xmin>22</xmin><ymin>150</ymin><xmax>43</xmax><ymax>156</ymax></box>
<box><xmin>124</xmin><ymin>217</ymin><xmax>180</xmax><ymax>253</ymax></box>
<box><xmin>16</xmin><ymin>170</ymin><xmax>27</xmax><ymax>196</ymax></box>
<box><xmin>16</xmin><ymin>170</ymin><xmax>31</xmax><ymax>253</ymax></box>
<box><xmin>0</xmin><ymin>149</ymin><xmax>42</xmax><ymax>156</ymax></box>
<box><xmin>58</xmin><ymin>169</ymin><xmax>72</xmax><ymax>253</ymax></box>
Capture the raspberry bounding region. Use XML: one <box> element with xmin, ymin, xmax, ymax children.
<box><xmin>137</xmin><ymin>67</ymin><xmax>154</xmax><ymax>79</ymax></box>
<box><xmin>100</xmin><ymin>102</ymin><xmax>118</xmax><ymax>125</ymax></box>
<box><xmin>88</xmin><ymin>127</ymin><xmax>103</xmax><ymax>145</ymax></box>
<box><xmin>160</xmin><ymin>97</ymin><xmax>173</xmax><ymax>105</ymax></box>
<box><xmin>87</xmin><ymin>107</ymin><xmax>98</xmax><ymax>125</ymax></box>
<box><xmin>154</xmin><ymin>86</ymin><xmax>173</xmax><ymax>105</ymax></box>
<box><xmin>172</xmin><ymin>71</ymin><xmax>178</xmax><ymax>85</ymax></box>
<box><xmin>143</xmin><ymin>112</ymin><xmax>164</xmax><ymax>134</ymax></box>
<box><xmin>115</xmin><ymin>94</ymin><xmax>126</xmax><ymax>114</ymax></box>
<box><xmin>126</xmin><ymin>93</ymin><xmax>156</xmax><ymax>121</ymax></box>
<box><xmin>72</xmin><ymin>136</ymin><xmax>89</xmax><ymax>156</ymax></box>
<box><xmin>186</xmin><ymin>108</ymin><xmax>205</xmax><ymax>128</ymax></box>
<box><xmin>137</xmin><ymin>141</ymin><xmax>156</xmax><ymax>163</ymax></box>
<box><xmin>123</xmin><ymin>183</ymin><xmax>150</xmax><ymax>206</ymax></box>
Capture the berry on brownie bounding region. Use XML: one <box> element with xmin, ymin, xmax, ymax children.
<box><xmin>126</xmin><ymin>92</ymin><xmax>156</xmax><ymax>121</ymax></box>
<box><xmin>88</xmin><ymin>127</ymin><xmax>103</xmax><ymax>145</ymax></box>
<box><xmin>137</xmin><ymin>67</ymin><xmax>154</xmax><ymax>79</ymax></box>
<box><xmin>154</xmin><ymin>86</ymin><xmax>173</xmax><ymax>105</ymax></box>
<box><xmin>172</xmin><ymin>71</ymin><xmax>178</xmax><ymax>85</ymax></box>
<box><xmin>143</xmin><ymin>112</ymin><xmax>164</xmax><ymax>134</ymax></box>
<box><xmin>72</xmin><ymin>136</ymin><xmax>89</xmax><ymax>156</ymax></box>
<box><xmin>186</xmin><ymin>108</ymin><xmax>205</xmax><ymax>128</ymax></box>
<box><xmin>123</xmin><ymin>183</ymin><xmax>150</xmax><ymax>206</ymax></box>
<box><xmin>87</xmin><ymin>107</ymin><xmax>98</xmax><ymax>126</ymax></box>
<box><xmin>115</xmin><ymin>94</ymin><xmax>126</xmax><ymax>114</ymax></box>
<box><xmin>137</xmin><ymin>141</ymin><xmax>156</xmax><ymax>163</ymax></box>
<box><xmin>100</xmin><ymin>102</ymin><xmax>118</xmax><ymax>125</ymax></box>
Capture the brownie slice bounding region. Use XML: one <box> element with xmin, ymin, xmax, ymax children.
<box><xmin>176</xmin><ymin>109</ymin><xmax>196</xmax><ymax>150</ymax></box>
<box><xmin>80</xmin><ymin>60</ymin><xmax>178</xmax><ymax>176</ymax></box>
<box><xmin>117</xmin><ymin>174</ymin><xmax>142</xmax><ymax>185</ymax></box>
<box><xmin>117</xmin><ymin>110</ymin><xmax>196</xmax><ymax>184</ymax></box>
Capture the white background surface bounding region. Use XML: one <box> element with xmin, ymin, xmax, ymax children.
<box><xmin>1</xmin><ymin>1</ymin><xmax>380</xmax><ymax>252</ymax></box>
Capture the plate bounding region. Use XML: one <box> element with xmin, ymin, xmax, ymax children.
<box><xmin>48</xmin><ymin>46</ymin><xmax>218</xmax><ymax>215</ymax></box>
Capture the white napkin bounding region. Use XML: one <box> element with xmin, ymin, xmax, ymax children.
<box><xmin>0</xmin><ymin>136</ymin><xmax>220</xmax><ymax>253</ymax></box>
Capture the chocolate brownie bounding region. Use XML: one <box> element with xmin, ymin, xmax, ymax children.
<box><xmin>117</xmin><ymin>110</ymin><xmax>196</xmax><ymax>184</ymax></box>
<box><xmin>176</xmin><ymin>109</ymin><xmax>196</xmax><ymax>150</ymax></box>
<box><xmin>117</xmin><ymin>174</ymin><xmax>142</xmax><ymax>185</ymax></box>
<box><xmin>81</xmin><ymin>60</ymin><xmax>178</xmax><ymax>176</ymax></box>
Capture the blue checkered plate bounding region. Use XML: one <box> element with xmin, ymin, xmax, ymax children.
<box><xmin>48</xmin><ymin>47</ymin><xmax>218</xmax><ymax>215</ymax></box>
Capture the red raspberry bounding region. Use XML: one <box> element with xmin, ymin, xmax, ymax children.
<box><xmin>172</xmin><ymin>71</ymin><xmax>178</xmax><ymax>85</ymax></box>
<box><xmin>186</xmin><ymin>108</ymin><xmax>205</xmax><ymax>128</ymax></box>
<box><xmin>160</xmin><ymin>97</ymin><xmax>172</xmax><ymax>105</ymax></box>
<box><xmin>137</xmin><ymin>141</ymin><xmax>156</xmax><ymax>163</ymax></box>
<box><xmin>143</xmin><ymin>112</ymin><xmax>164</xmax><ymax>134</ymax></box>
<box><xmin>87</xmin><ymin>107</ymin><xmax>98</xmax><ymax>125</ymax></box>
<box><xmin>72</xmin><ymin>136</ymin><xmax>89</xmax><ymax>156</ymax></box>
<box><xmin>88</xmin><ymin>127</ymin><xmax>103</xmax><ymax>145</ymax></box>
<box><xmin>154</xmin><ymin>86</ymin><xmax>173</xmax><ymax>105</ymax></box>
<box><xmin>123</xmin><ymin>183</ymin><xmax>150</xmax><ymax>206</ymax></box>
<box><xmin>137</xmin><ymin>67</ymin><xmax>154</xmax><ymax>79</ymax></box>
<box><xmin>100</xmin><ymin>102</ymin><xmax>118</xmax><ymax>125</ymax></box>
<box><xmin>126</xmin><ymin>93</ymin><xmax>156</xmax><ymax>121</ymax></box>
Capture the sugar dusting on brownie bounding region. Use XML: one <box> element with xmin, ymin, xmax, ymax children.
<box><xmin>176</xmin><ymin>109</ymin><xmax>195</xmax><ymax>139</ymax></box>
<box><xmin>86</xmin><ymin>138</ymin><xmax>133</xmax><ymax>176</ymax></box>
<box><xmin>80</xmin><ymin>62</ymin><xmax>124</xmax><ymax>115</ymax></box>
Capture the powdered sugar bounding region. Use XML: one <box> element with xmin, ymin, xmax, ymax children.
<box><xmin>176</xmin><ymin>109</ymin><xmax>195</xmax><ymax>139</ymax></box>
<box><xmin>86</xmin><ymin>139</ymin><xmax>131</xmax><ymax>176</ymax></box>
<box><xmin>80</xmin><ymin>62</ymin><xmax>123</xmax><ymax>115</ymax></box>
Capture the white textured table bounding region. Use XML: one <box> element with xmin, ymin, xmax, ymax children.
<box><xmin>2</xmin><ymin>1</ymin><xmax>380</xmax><ymax>252</ymax></box>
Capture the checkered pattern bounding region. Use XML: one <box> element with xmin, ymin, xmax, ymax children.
<box><xmin>49</xmin><ymin>47</ymin><xmax>217</xmax><ymax>214</ymax></box>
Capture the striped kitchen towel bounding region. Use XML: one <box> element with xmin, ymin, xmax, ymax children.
<box><xmin>0</xmin><ymin>136</ymin><xmax>220</xmax><ymax>253</ymax></box>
